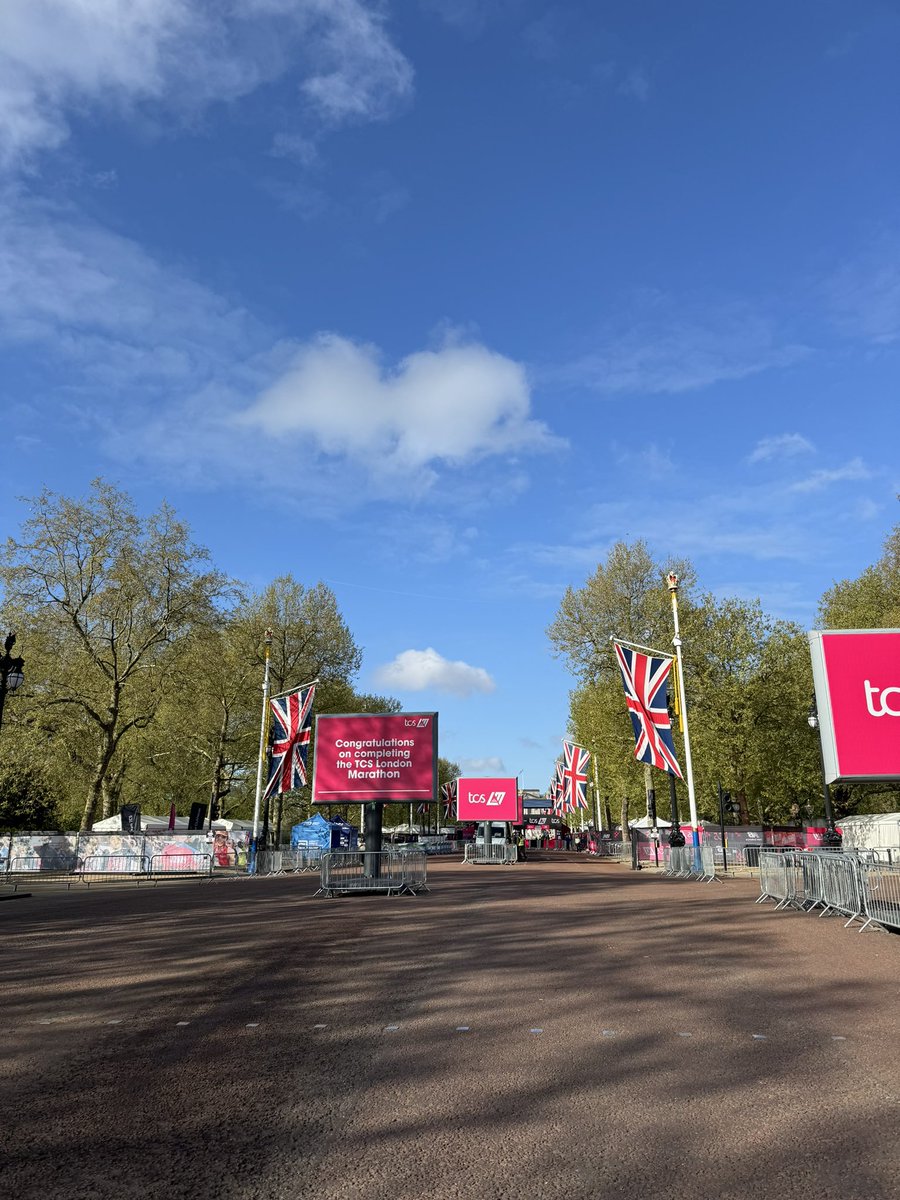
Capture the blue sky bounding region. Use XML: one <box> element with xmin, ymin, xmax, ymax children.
<box><xmin>2</xmin><ymin>1</ymin><xmax>899</xmax><ymax>790</ymax></box>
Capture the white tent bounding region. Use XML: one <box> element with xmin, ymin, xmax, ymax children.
<box><xmin>628</xmin><ymin>815</ymin><xmax>672</xmax><ymax>829</ymax></box>
<box><xmin>90</xmin><ymin>814</ymin><xmax>254</xmax><ymax>834</ymax></box>
<box><xmin>90</xmin><ymin>813</ymin><xmax>193</xmax><ymax>832</ymax></box>
<box><xmin>835</xmin><ymin>812</ymin><xmax>900</xmax><ymax>851</ymax></box>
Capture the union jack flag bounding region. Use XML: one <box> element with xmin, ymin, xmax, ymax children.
<box><xmin>441</xmin><ymin>779</ymin><xmax>457</xmax><ymax>820</ymax></box>
<box><xmin>551</xmin><ymin>762</ymin><xmax>566</xmax><ymax>813</ymax></box>
<box><xmin>613</xmin><ymin>642</ymin><xmax>682</xmax><ymax>777</ymax></box>
<box><xmin>562</xmin><ymin>741</ymin><xmax>590</xmax><ymax>810</ymax></box>
<box><xmin>264</xmin><ymin>684</ymin><xmax>316</xmax><ymax>799</ymax></box>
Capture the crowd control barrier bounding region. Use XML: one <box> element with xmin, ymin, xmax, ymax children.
<box><xmin>756</xmin><ymin>850</ymin><xmax>900</xmax><ymax>933</ymax></box>
<box><xmin>80</xmin><ymin>853</ymin><xmax>144</xmax><ymax>883</ymax></box>
<box><xmin>254</xmin><ymin>848</ymin><xmax>323</xmax><ymax>876</ymax></box>
<box><xmin>463</xmin><ymin>843</ymin><xmax>518</xmax><ymax>865</ymax></box>
<box><xmin>147</xmin><ymin>853</ymin><xmax>213</xmax><ymax>879</ymax></box>
<box><xmin>858</xmin><ymin>863</ymin><xmax>900</xmax><ymax>932</ymax></box>
<box><xmin>661</xmin><ymin>844</ymin><xmax>718</xmax><ymax>882</ymax></box>
<box><xmin>317</xmin><ymin>850</ymin><xmax>428</xmax><ymax>897</ymax></box>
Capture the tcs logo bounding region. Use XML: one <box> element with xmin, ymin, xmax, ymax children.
<box><xmin>864</xmin><ymin>680</ymin><xmax>900</xmax><ymax>718</ymax></box>
<box><xmin>468</xmin><ymin>791</ymin><xmax>508</xmax><ymax>806</ymax></box>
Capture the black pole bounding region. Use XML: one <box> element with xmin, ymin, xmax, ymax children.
<box><xmin>648</xmin><ymin>784</ymin><xmax>659</xmax><ymax>867</ymax></box>
<box><xmin>809</xmin><ymin>698</ymin><xmax>842</xmax><ymax>848</ymax></box>
<box><xmin>718</xmin><ymin>782</ymin><xmax>728</xmax><ymax>874</ymax></box>
<box><xmin>363</xmin><ymin>802</ymin><xmax>383</xmax><ymax>878</ymax></box>
<box><xmin>817</xmin><ymin>745</ymin><xmax>842</xmax><ymax>847</ymax></box>
<box><xmin>667</xmin><ymin>775</ymin><xmax>684</xmax><ymax>846</ymax></box>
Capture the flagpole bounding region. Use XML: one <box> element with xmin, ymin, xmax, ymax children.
<box><xmin>250</xmin><ymin>629</ymin><xmax>273</xmax><ymax>866</ymax></box>
<box><xmin>592</xmin><ymin>755</ymin><xmax>601</xmax><ymax>832</ymax></box>
<box><xmin>665</xmin><ymin>574</ymin><xmax>699</xmax><ymax>848</ymax></box>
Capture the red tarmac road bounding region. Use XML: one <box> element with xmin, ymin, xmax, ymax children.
<box><xmin>2</xmin><ymin>858</ymin><xmax>899</xmax><ymax>1200</ymax></box>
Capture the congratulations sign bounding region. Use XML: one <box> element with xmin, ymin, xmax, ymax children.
<box><xmin>456</xmin><ymin>777</ymin><xmax>519</xmax><ymax>822</ymax></box>
<box><xmin>312</xmin><ymin>713</ymin><xmax>438</xmax><ymax>804</ymax></box>
<box><xmin>809</xmin><ymin>630</ymin><xmax>900</xmax><ymax>783</ymax></box>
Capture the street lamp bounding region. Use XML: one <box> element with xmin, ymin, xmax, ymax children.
<box><xmin>0</xmin><ymin>632</ymin><xmax>25</xmax><ymax>735</ymax></box>
<box><xmin>807</xmin><ymin>698</ymin><xmax>842</xmax><ymax>848</ymax></box>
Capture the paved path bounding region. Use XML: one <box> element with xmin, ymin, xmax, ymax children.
<box><xmin>3</xmin><ymin>860</ymin><xmax>898</xmax><ymax>1199</ymax></box>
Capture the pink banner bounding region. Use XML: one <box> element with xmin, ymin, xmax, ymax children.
<box><xmin>312</xmin><ymin>713</ymin><xmax>437</xmax><ymax>804</ymax></box>
<box><xmin>456</xmin><ymin>777</ymin><xmax>519</xmax><ymax>822</ymax></box>
<box><xmin>817</xmin><ymin>631</ymin><xmax>900</xmax><ymax>781</ymax></box>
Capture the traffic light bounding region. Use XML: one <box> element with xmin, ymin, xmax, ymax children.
<box><xmin>722</xmin><ymin>793</ymin><xmax>741</xmax><ymax>819</ymax></box>
<box><xmin>210</xmin><ymin>801</ymin><xmax>220</xmax><ymax>822</ymax></box>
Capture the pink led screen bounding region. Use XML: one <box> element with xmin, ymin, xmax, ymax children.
<box><xmin>312</xmin><ymin>712</ymin><xmax>438</xmax><ymax>804</ymax></box>
<box><xmin>456</xmin><ymin>777</ymin><xmax>519</xmax><ymax>822</ymax></box>
<box><xmin>810</xmin><ymin>630</ymin><xmax>900</xmax><ymax>783</ymax></box>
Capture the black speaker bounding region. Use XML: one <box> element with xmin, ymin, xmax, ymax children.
<box><xmin>120</xmin><ymin>804</ymin><xmax>141</xmax><ymax>833</ymax></box>
<box><xmin>188</xmin><ymin>802</ymin><xmax>208</xmax><ymax>830</ymax></box>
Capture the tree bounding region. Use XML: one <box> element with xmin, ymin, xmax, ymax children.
<box><xmin>547</xmin><ymin>540</ymin><xmax>696</xmax><ymax>683</ymax></box>
<box><xmin>819</xmin><ymin>521</ymin><xmax>900</xmax><ymax>629</ymax></box>
<box><xmin>550</xmin><ymin>540</ymin><xmax>823</xmax><ymax>828</ymax></box>
<box><xmin>0</xmin><ymin>751</ymin><xmax>59</xmax><ymax>832</ymax></box>
<box><xmin>0</xmin><ymin>481</ymin><xmax>225</xmax><ymax>830</ymax></box>
<box><xmin>548</xmin><ymin>541</ymin><xmax>698</xmax><ymax>826</ymax></box>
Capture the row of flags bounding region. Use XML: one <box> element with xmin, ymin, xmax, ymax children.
<box><xmin>417</xmin><ymin>780</ymin><xmax>457</xmax><ymax>821</ymax></box>
<box><xmin>263</xmin><ymin>642</ymin><xmax>684</xmax><ymax>819</ymax></box>
<box><xmin>549</xmin><ymin>741</ymin><xmax>591</xmax><ymax>814</ymax></box>
<box><xmin>548</xmin><ymin>641</ymin><xmax>683</xmax><ymax>813</ymax></box>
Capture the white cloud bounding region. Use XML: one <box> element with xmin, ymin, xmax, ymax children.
<box><xmin>0</xmin><ymin>0</ymin><xmax>413</xmax><ymax>168</ymax></box>
<box><xmin>618</xmin><ymin>67</ymin><xmax>650</xmax><ymax>102</ymax></box>
<box><xmin>613</xmin><ymin>442</ymin><xmax>675</xmax><ymax>478</ymax></box>
<box><xmin>239</xmin><ymin>333</ymin><xmax>561</xmax><ymax>477</ymax></box>
<box><xmin>0</xmin><ymin>191</ymin><xmax>256</xmax><ymax>384</ymax></box>
<box><xmin>789</xmin><ymin>457</ymin><xmax>872</xmax><ymax>493</ymax></box>
<box><xmin>748</xmin><ymin>433</ymin><xmax>816</xmax><ymax>464</ymax></box>
<box><xmin>459</xmin><ymin>756</ymin><xmax>507</xmax><ymax>776</ymax></box>
<box><xmin>373</xmin><ymin>648</ymin><xmax>496</xmax><ymax>697</ymax></box>
<box><xmin>0</xmin><ymin>192</ymin><xmax>561</xmax><ymax>505</ymax></box>
<box><xmin>827</xmin><ymin>234</ymin><xmax>900</xmax><ymax>344</ymax></box>
<box><xmin>561</xmin><ymin>300</ymin><xmax>809</xmax><ymax>396</ymax></box>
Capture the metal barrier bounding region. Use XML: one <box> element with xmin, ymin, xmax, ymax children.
<box><xmin>756</xmin><ymin>849</ymin><xmax>796</xmax><ymax>906</ymax></box>
<box><xmin>147</xmin><ymin>853</ymin><xmax>213</xmax><ymax>879</ymax></box>
<box><xmin>317</xmin><ymin>850</ymin><xmax>428</xmax><ymax>897</ymax></box>
<box><xmin>661</xmin><ymin>844</ymin><xmax>717</xmax><ymax>882</ymax></box>
<box><xmin>8</xmin><ymin>855</ymin><xmax>46</xmax><ymax>873</ymax></box>
<box><xmin>5</xmin><ymin>855</ymin><xmax>77</xmax><ymax>889</ymax></box>
<box><xmin>755</xmin><ymin>850</ymin><xmax>900</xmax><ymax>932</ymax></box>
<box><xmin>80</xmin><ymin>854</ymin><xmax>145</xmax><ymax>883</ymax></box>
<box><xmin>463</xmin><ymin>843</ymin><xmax>518</xmax><ymax>865</ymax></box>
<box><xmin>287</xmin><ymin>847</ymin><xmax>323</xmax><ymax>872</ymax></box>
<box><xmin>595</xmin><ymin>842</ymin><xmax>626</xmax><ymax>859</ymax></box>
<box><xmin>859</xmin><ymin>864</ymin><xmax>900</xmax><ymax>933</ymax></box>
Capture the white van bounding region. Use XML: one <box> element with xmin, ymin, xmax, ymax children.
<box><xmin>475</xmin><ymin>821</ymin><xmax>509</xmax><ymax>846</ymax></box>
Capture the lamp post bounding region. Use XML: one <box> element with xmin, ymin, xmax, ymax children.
<box><xmin>807</xmin><ymin>698</ymin><xmax>842</xmax><ymax>848</ymax></box>
<box><xmin>665</xmin><ymin>573</ymin><xmax>700</xmax><ymax>849</ymax></box>
<box><xmin>0</xmin><ymin>632</ymin><xmax>25</xmax><ymax>736</ymax></box>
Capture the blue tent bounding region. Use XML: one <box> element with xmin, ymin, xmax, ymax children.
<box><xmin>290</xmin><ymin>813</ymin><xmax>332</xmax><ymax>851</ymax></box>
<box><xmin>328</xmin><ymin>814</ymin><xmax>358</xmax><ymax>850</ymax></box>
<box><xmin>290</xmin><ymin>813</ymin><xmax>358</xmax><ymax>851</ymax></box>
